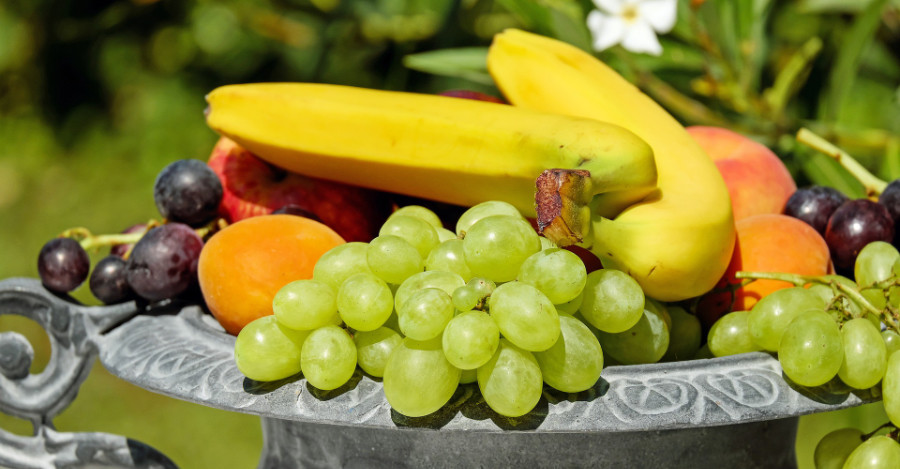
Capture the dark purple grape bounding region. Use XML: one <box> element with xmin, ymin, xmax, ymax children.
<box><xmin>783</xmin><ymin>186</ymin><xmax>849</xmax><ymax>235</ymax></box>
<box><xmin>825</xmin><ymin>199</ymin><xmax>895</xmax><ymax>270</ymax></box>
<box><xmin>125</xmin><ymin>223</ymin><xmax>203</xmax><ymax>301</ymax></box>
<box><xmin>272</xmin><ymin>204</ymin><xmax>321</xmax><ymax>222</ymax></box>
<box><xmin>110</xmin><ymin>223</ymin><xmax>147</xmax><ymax>258</ymax></box>
<box><xmin>37</xmin><ymin>238</ymin><xmax>90</xmax><ymax>293</ymax></box>
<box><xmin>89</xmin><ymin>255</ymin><xmax>134</xmax><ymax>304</ymax></box>
<box><xmin>154</xmin><ymin>159</ymin><xmax>223</xmax><ymax>227</ymax></box>
<box><xmin>878</xmin><ymin>179</ymin><xmax>900</xmax><ymax>243</ymax></box>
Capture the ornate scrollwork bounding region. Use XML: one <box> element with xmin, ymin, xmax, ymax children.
<box><xmin>0</xmin><ymin>277</ymin><xmax>177</xmax><ymax>468</ymax></box>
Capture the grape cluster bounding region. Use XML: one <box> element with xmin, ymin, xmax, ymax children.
<box><xmin>234</xmin><ymin>201</ymin><xmax>695</xmax><ymax>418</ymax></box>
<box><xmin>36</xmin><ymin>159</ymin><xmax>223</xmax><ymax>304</ymax></box>
<box><xmin>784</xmin><ymin>183</ymin><xmax>900</xmax><ymax>272</ymax></box>
<box><xmin>707</xmin><ymin>240</ymin><xmax>900</xmax><ymax>467</ymax></box>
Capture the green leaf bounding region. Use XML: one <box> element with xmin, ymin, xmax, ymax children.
<box><xmin>403</xmin><ymin>47</ymin><xmax>493</xmax><ymax>85</ymax></box>
<box><xmin>797</xmin><ymin>149</ymin><xmax>866</xmax><ymax>198</ymax></box>
<box><xmin>821</xmin><ymin>0</ymin><xmax>891</xmax><ymax>122</ymax></box>
<box><xmin>496</xmin><ymin>0</ymin><xmax>591</xmax><ymax>50</ymax></box>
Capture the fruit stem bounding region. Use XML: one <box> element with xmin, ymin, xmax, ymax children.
<box><xmin>863</xmin><ymin>422</ymin><xmax>897</xmax><ymax>440</ymax></box>
<box><xmin>796</xmin><ymin>128</ymin><xmax>888</xmax><ymax>198</ymax></box>
<box><xmin>735</xmin><ymin>271</ymin><xmax>884</xmax><ymax>319</ymax></box>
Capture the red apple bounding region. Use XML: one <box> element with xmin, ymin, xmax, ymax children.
<box><xmin>687</xmin><ymin>126</ymin><xmax>796</xmax><ymax>222</ymax></box>
<box><xmin>207</xmin><ymin>137</ymin><xmax>392</xmax><ymax>242</ymax></box>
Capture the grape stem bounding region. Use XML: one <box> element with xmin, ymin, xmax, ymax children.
<box><xmin>734</xmin><ymin>271</ymin><xmax>887</xmax><ymax>323</ymax></box>
<box><xmin>863</xmin><ymin>422</ymin><xmax>898</xmax><ymax>440</ymax></box>
<box><xmin>796</xmin><ymin>128</ymin><xmax>888</xmax><ymax>198</ymax></box>
<box><xmin>61</xmin><ymin>218</ymin><xmax>222</xmax><ymax>258</ymax></box>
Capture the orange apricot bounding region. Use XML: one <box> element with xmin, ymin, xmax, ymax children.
<box><xmin>697</xmin><ymin>213</ymin><xmax>831</xmax><ymax>328</ymax></box>
<box><xmin>198</xmin><ymin>214</ymin><xmax>345</xmax><ymax>335</ymax></box>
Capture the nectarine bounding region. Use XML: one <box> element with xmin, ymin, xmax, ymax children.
<box><xmin>198</xmin><ymin>215</ymin><xmax>345</xmax><ymax>335</ymax></box>
<box><xmin>687</xmin><ymin>126</ymin><xmax>796</xmax><ymax>222</ymax></box>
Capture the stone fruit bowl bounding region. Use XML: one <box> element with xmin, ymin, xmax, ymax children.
<box><xmin>0</xmin><ymin>277</ymin><xmax>877</xmax><ymax>468</ymax></box>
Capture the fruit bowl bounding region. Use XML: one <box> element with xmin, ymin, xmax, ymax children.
<box><xmin>0</xmin><ymin>277</ymin><xmax>878</xmax><ymax>468</ymax></box>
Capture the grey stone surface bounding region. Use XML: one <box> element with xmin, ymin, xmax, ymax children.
<box><xmin>0</xmin><ymin>277</ymin><xmax>880</xmax><ymax>468</ymax></box>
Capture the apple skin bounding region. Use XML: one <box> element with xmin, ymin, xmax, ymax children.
<box><xmin>687</xmin><ymin>126</ymin><xmax>796</xmax><ymax>222</ymax></box>
<box><xmin>207</xmin><ymin>137</ymin><xmax>392</xmax><ymax>242</ymax></box>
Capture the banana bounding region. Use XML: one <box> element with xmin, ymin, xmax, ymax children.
<box><xmin>205</xmin><ymin>83</ymin><xmax>657</xmax><ymax>218</ymax></box>
<box><xmin>487</xmin><ymin>29</ymin><xmax>735</xmax><ymax>302</ymax></box>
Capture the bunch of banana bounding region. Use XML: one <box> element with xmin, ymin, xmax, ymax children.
<box><xmin>205</xmin><ymin>84</ymin><xmax>656</xmax><ymax>223</ymax></box>
<box><xmin>204</xmin><ymin>29</ymin><xmax>735</xmax><ymax>302</ymax></box>
<box><xmin>487</xmin><ymin>29</ymin><xmax>735</xmax><ymax>302</ymax></box>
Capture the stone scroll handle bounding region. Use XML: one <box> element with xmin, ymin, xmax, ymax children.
<box><xmin>0</xmin><ymin>277</ymin><xmax>177</xmax><ymax>469</ymax></box>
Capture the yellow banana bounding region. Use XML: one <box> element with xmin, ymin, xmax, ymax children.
<box><xmin>487</xmin><ymin>29</ymin><xmax>735</xmax><ymax>302</ymax></box>
<box><xmin>205</xmin><ymin>83</ymin><xmax>657</xmax><ymax>218</ymax></box>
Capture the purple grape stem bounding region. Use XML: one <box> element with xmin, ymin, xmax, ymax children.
<box><xmin>796</xmin><ymin>128</ymin><xmax>888</xmax><ymax>198</ymax></box>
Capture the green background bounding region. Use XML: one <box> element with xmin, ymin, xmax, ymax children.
<box><xmin>1</xmin><ymin>0</ymin><xmax>898</xmax><ymax>467</ymax></box>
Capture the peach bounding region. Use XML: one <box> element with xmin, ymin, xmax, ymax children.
<box><xmin>697</xmin><ymin>213</ymin><xmax>831</xmax><ymax>328</ymax></box>
<box><xmin>687</xmin><ymin>126</ymin><xmax>796</xmax><ymax>222</ymax></box>
<box><xmin>198</xmin><ymin>215</ymin><xmax>345</xmax><ymax>335</ymax></box>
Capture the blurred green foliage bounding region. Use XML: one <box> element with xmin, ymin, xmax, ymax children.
<box><xmin>0</xmin><ymin>0</ymin><xmax>898</xmax><ymax>467</ymax></box>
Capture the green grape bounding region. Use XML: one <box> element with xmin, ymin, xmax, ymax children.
<box><xmin>397</xmin><ymin>288</ymin><xmax>455</xmax><ymax>341</ymax></box>
<box><xmin>539</xmin><ymin>236</ymin><xmax>557</xmax><ymax>250</ymax></box>
<box><xmin>382</xmin><ymin>311</ymin><xmax>401</xmax><ymax>334</ymax></box>
<box><xmin>383</xmin><ymin>336</ymin><xmax>460</xmax><ymax>417</ymax></box>
<box><xmin>463</xmin><ymin>215</ymin><xmax>541</xmax><ymax>282</ymax></box>
<box><xmin>517</xmin><ymin>248</ymin><xmax>587</xmax><ymax>304</ymax></box>
<box><xmin>596</xmin><ymin>306</ymin><xmax>669</xmax><ymax>365</ymax></box>
<box><xmin>379</xmin><ymin>215</ymin><xmax>440</xmax><ymax>258</ymax></box>
<box><xmin>884</xmin><ymin>350</ymin><xmax>900</xmax><ymax>427</ymax></box>
<box><xmin>838</xmin><ymin>318</ymin><xmax>887</xmax><ymax>389</ymax></box>
<box><xmin>468</xmin><ymin>277</ymin><xmax>496</xmax><ymax>297</ymax></box>
<box><xmin>388</xmin><ymin>205</ymin><xmax>443</xmax><ymax>229</ymax></box>
<box><xmin>425</xmin><ymin>239</ymin><xmax>473</xmax><ymax>280</ymax></box>
<box><xmin>855</xmin><ymin>241</ymin><xmax>900</xmax><ymax>288</ymax></box>
<box><xmin>452</xmin><ymin>285</ymin><xmax>480</xmax><ymax>312</ymax></box>
<box><xmin>748</xmin><ymin>287</ymin><xmax>825</xmax><ymax>351</ymax></box>
<box><xmin>273</xmin><ymin>279</ymin><xmax>338</xmax><ymax>330</ymax></box>
<box><xmin>354</xmin><ymin>327</ymin><xmax>402</xmax><ymax>378</ymax></box>
<box><xmin>694</xmin><ymin>343</ymin><xmax>714</xmax><ymax>359</ymax></box>
<box><xmin>662</xmin><ymin>306</ymin><xmax>702</xmax><ymax>362</ymax></box>
<box><xmin>336</xmin><ymin>272</ymin><xmax>393</xmax><ymax>332</ymax></box>
<box><xmin>778</xmin><ymin>310</ymin><xmax>843</xmax><ymax>387</ymax></box>
<box><xmin>477</xmin><ymin>339</ymin><xmax>543</xmax><ymax>417</ymax></box>
<box><xmin>883</xmin><ymin>330</ymin><xmax>900</xmax><ymax>357</ymax></box>
<box><xmin>814</xmin><ymin>428</ymin><xmax>863</xmax><ymax>469</ymax></box>
<box><xmin>489</xmin><ymin>281</ymin><xmax>560</xmax><ymax>351</ymax></box>
<box><xmin>645</xmin><ymin>298</ymin><xmax>671</xmax><ymax>330</ymax></box>
<box><xmin>842</xmin><ymin>435</ymin><xmax>900</xmax><ymax>469</ymax></box>
<box><xmin>367</xmin><ymin>235</ymin><xmax>423</xmax><ymax>285</ymax></box>
<box><xmin>442</xmin><ymin>310</ymin><xmax>501</xmax><ymax>369</ymax></box>
<box><xmin>436</xmin><ymin>227</ymin><xmax>457</xmax><ymax>242</ymax></box>
<box><xmin>234</xmin><ymin>315</ymin><xmax>309</xmax><ymax>382</ymax></box>
<box><xmin>707</xmin><ymin>311</ymin><xmax>761</xmax><ymax>357</ymax></box>
<box><xmin>300</xmin><ymin>325</ymin><xmax>357</xmax><ymax>391</ymax></box>
<box><xmin>459</xmin><ymin>368</ymin><xmax>478</xmax><ymax>384</ymax></box>
<box><xmin>534</xmin><ymin>315</ymin><xmax>604</xmax><ymax>393</ymax></box>
<box><xmin>312</xmin><ymin>242</ymin><xmax>372</xmax><ymax>291</ymax></box>
<box><xmin>579</xmin><ymin>269</ymin><xmax>645</xmax><ymax>333</ymax></box>
<box><xmin>394</xmin><ymin>270</ymin><xmax>465</xmax><ymax>311</ymax></box>
<box><xmin>555</xmin><ymin>290</ymin><xmax>584</xmax><ymax>316</ymax></box>
<box><xmin>456</xmin><ymin>200</ymin><xmax>524</xmax><ymax>236</ymax></box>
<box><xmin>808</xmin><ymin>275</ymin><xmax>856</xmax><ymax>315</ymax></box>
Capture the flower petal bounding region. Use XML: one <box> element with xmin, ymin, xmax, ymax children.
<box><xmin>587</xmin><ymin>10</ymin><xmax>627</xmax><ymax>52</ymax></box>
<box><xmin>621</xmin><ymin>19</ymin><xmax>663</xmax><ymax>55</ymax></box>
<box><xmin>638</xmin><ymin>0</ymin><xmax>677</xmax><ymax>33</ymax></box>
<box><xmin>594</xmin><ymin>0</ymin><xmax>625</xmax><ymax>15</ymax></box>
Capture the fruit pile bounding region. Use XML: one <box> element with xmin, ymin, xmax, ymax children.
<box><xmin>233</xmin><ymin>201</ymin><xmax>669</xmax><ymax>418</ymax></box>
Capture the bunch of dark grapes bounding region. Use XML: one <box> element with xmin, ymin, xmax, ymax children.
<box><xmin>37</xmin><ymin>159</ymin><xmax>223</xmax><ymax>304</ymax></box>
<box><xmin>784</xmin><ymin>183</ymin><xmax>899</xmax><ymax>274</ymax></box>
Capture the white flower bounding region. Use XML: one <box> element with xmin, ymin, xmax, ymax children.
<box><xmin>587</xmin><ymin>0</ymin><xmax>677</xmax><ymax>56</ymax></box>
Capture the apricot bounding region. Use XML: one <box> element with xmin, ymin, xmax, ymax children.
<box><xmin>697</xmin><ymin>213</ymin><xmax>831</xmax><ymax>328</ymax></box>
<box><xmin>687</xmin><ymin>126</ymin><xmax>796</xmax><ymax>222</ymax></box>
<box><xmin>198</xmin><ymin>215</ymin><xmax>345</xmax><ymax>335</ymax></box>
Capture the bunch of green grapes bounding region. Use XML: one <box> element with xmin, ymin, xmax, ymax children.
<box><xmin>706</xmin><ymin>241</ymin><xmax>900</xmax><ymax>467</ymax></box>
<box><xmin>232</xmin><ymin>200</ymin><xmax>693</xmax><ymax>418</ymax></box>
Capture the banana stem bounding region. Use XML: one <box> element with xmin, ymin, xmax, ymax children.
<box><xmin>796</xmin><ymin>128</ymin><xmax>888</xmax><ymax>198</ymax></box>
